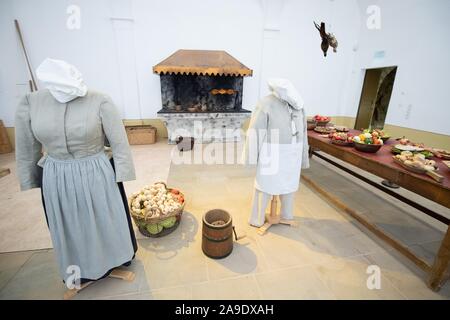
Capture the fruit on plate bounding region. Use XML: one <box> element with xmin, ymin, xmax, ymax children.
<box><xmin>397</xmin><ymin>136</ymin><xmax>410</xmax><ymax>145</ymax></box>
<box><xmin>330</xmin><ymin>132</ymin><xmax>354</xmax><ymax>143</ymax></box>
<box><xmin>353</xmin><ymin>132</ymin><xmax>384</xmax><ymax>145</ymax></box>
<box><xmin>130</xmin><ymin>182</ymin><xmax>184</xmax><ymax>219</ymax></box>
<box><xmin>394</xmin><ymin>152</ymin><xmax>437</xmax><ymax>171</ymax></box>
<box><xmin>313</xmin><ymin>115</ymin><xmax>330</xmax><ymax>123</ymax></box>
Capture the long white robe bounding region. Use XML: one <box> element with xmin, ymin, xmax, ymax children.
<box><xmin>243</xmin><ymin>79</ymin><xmax>309</xmax><ymax>226</ymax></box>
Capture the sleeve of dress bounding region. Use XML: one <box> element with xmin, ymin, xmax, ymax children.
<box><xmin>301</xmin><ymin>108</ymin><xmax>310</xmax><ymax>169</ymax></box>
<box><xmin>241</xmin><ymin>103</ymin><xmax>268</xmax><ymax>166</ymax></box>
<box><xmin>99</xmin><ymin>95</ymin><xmax>136</xmax><ymax>182</ymax></box>
<box><xmin>15</xmin><ymin>95</ymin><xmax>43</xmax><ymax>191</ymax></box>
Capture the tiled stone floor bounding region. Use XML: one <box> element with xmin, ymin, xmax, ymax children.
<box><xmin>0</xmin><ymin>142</ymin><xmax>449</xmax><ymax>299</ymax></box>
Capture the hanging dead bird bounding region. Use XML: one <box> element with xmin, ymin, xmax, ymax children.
<box><xmin>314</xmin><ymin>21</ymin><xmax>338</xmax><ymax>57</ymax></box>
<box><xmin>328</xmin><ymin>33</ymin><xmax>338</xmax><ymax>53</ymax></box>
<box><xmin>314</xmin><ymin>22</ymin><xmax>329</xmax><ymax>57</ymax></box>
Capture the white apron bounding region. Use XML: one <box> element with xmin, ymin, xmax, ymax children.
<box><xmin>255</xmin><ymin>142</ymin><xmax>303</xmax><ymax>195</ymax></box>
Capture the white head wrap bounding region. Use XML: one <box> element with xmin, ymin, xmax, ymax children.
<box><xmin>36</xmin><ymin>58</ymin><xmax>87</xmax><ymax>103</ymax></box>
<box><xmin>267</xmin><ymin>78</ymin><xmax>304</xmax><ymax>110</ymax></box>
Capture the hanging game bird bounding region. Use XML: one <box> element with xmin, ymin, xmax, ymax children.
<box><xmin>314</xmin><ymin>21</ymin><xmax>338</xmax><ymax>57</ymax></box>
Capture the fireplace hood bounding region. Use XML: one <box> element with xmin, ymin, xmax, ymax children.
<box><xmin>153</xmin><ymin>49</ymin><xmax>253</xmax><ymax>77</ymax></box>
<box><xmin>154</xmin><ymin>49</ymin><xmax>253</xmax><ymax>144</ymax></box>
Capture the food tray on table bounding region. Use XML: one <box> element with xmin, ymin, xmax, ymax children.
<box><xmin>314</xmin><ymin>126</ymin><xmax>335</xmax><ymax>134</ymax></box>
<box><xmin>331</xmin><ymin>139</ymin><xmax>353</xmax><ymax>147</ymax></box>
<box><xmin>334</xmin><ymin>126</ymin><xmax>349</xmax><ymax>132</ymax></box>
<box><xmin>129</xmin><ymin>182</ymin><xmax>185</xmax><ymax>237</ymax></box>
<box><xmin>393</xmin><ymin>157</ymin><xmax>443</xmax><ymax>183</ymax></box>
<box><xmin>433</xmin><ymin>149</ymin><xmax>450</xmax><ymax>160</ymax></box>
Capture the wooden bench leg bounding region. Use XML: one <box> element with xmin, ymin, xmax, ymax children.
<box><xmin>64</xmin><ymin>281</ymin><xmax>94</xmax><ymax>300</ymax></box>
<box><xmin>428</xmin><ymin>226</ymin><xmax>450</xmax><ymax>291</ymax></box>
<box><xmin>63</xmin><ymin>269</ymin><xmax>136</xmax><ymax>299</ymax></box>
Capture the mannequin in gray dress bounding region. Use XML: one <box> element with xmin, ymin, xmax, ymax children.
<box><xmin>15</xmin><ymin>58</ymin><xmax>137</xmax><ymax>284</ymax></box>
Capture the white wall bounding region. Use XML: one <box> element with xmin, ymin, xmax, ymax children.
<box><xmin>342</xmin><ymin>0</ymin><xmax>450</xmax><ymax>135</ymax></box>
<box><xmin>0</xmin><ymin>0</ymin><xmax>360</xmax><ymax>127</ymax></box>
<box><xmin>2</xmin><ymin>0</ymin><xmax>448</xmax><ymax>137</ymax></box>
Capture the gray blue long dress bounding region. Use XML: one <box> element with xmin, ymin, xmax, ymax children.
<box><xmin>15</xmin><ymin>89</ymin><xmax>136</xmax><ymax>283</ymax></box>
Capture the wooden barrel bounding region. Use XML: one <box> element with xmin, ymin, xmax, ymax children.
<box><xmin>0</xmin><ymin>120</ymin><xmax>12</xmax><ymax>154</ymax></box>
<box><xmin>202</xmin><ymin>209</ymin><xmax>234</xmax><ymax>259</ymax></box>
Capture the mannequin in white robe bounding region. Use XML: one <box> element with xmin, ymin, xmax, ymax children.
<box><xmin>243</xmin><ymin>79</ymin><xmax>310</xmax><ymax>227</ymax></box>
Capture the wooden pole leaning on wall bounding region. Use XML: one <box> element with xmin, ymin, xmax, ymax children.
<box><xmin>14</xmin><ymin>19</ymin><xmax>37</xmax><ymax>92</ymax></box>
<box><xmin>257</xmin><ymin>196</ymin><xmax>298</xmax><ymax>236</ymax></box>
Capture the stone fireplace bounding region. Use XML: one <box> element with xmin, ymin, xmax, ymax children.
<box><xmin>153</xmin><ymin>50</ymin><xmax>252</xmax><ymax>144</ymax></box>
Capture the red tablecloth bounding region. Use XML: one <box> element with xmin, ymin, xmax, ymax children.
<box><xmin>308</xmin><ymin>129</ymin><xmax>450</xmax><ymax>191</ymax></box>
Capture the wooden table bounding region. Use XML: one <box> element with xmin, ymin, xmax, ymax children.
<box><xmin>304</xmin><ymin>129</ymin><xmax>450</xmax><ymax>291</ymax></box>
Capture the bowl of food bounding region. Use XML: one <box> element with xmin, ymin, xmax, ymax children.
<box><xmin>363</xmin><ymin>129</ymin><xmax>390</xmax><ymax>143</ymax></box>
<box><xmin>307</xmin><ymin>118</ymin><xmax>316</xmax><ymax>130</ymax></box>
<box><xmin>313</xmin><ymin>115</ymin><xmax>331</xmax><ymax>127</ymax></box>
<box><xmin>353</xmin><ymin>132</ymin><xmax>384</xmax><ymax>153</ymax></box>
<box><xmin>354</xmin><ymin>141</ymin><xmax>383</xmax><ymax>153</ymax></box>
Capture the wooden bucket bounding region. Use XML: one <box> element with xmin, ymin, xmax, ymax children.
<box><xmin>202</xmin><ymin>209</ymin><xmax>237</xmax><ymax>259</ymax></box>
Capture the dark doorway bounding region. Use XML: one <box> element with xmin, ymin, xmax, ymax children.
<box><xmin>355</xmin><ymin>67</ymin><xmax>397</xmax><ymax>130</ymax></box>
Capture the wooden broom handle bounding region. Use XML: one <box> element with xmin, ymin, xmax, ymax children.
<box><xmin>15</xmin><ymin>19</ymin><xmax>37</xmax><ymax>92</ymax></box>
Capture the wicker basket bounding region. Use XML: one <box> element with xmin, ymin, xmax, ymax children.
<box><xmin>0</xmin><ymin>120</ymin><xmax>12</xmax><ymax>154</ymax></box>
<box><xmin>126</xmin><ymin>125</ymin><xmax>157</xmax><ymax>145</ymax></box>
<box><xmin>130</xmin><ymin>182</ymin><xmax>185</xmax><ymax>238</ymax></box>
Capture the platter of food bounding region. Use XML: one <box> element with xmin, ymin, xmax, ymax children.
<box><xmin>432</xmin><ymin>149</ymin><xmax>450</xmax><ymax>160</ymax></box>
<box><xmin>391</xmin><ymin>144</ymin><xmax>434</xmax><ymax>158</ymax></box>
<box><xmin>391</xmin><ymin>144</ymin><xmax>424</xmax><ymax>152</ymax></box>
<box><xmin>334</xmin><ymin>126</ymin><xmax>349</xmax><ymax>132</ymax></box>
<box><xmin>314</xmin><ymin>126</ymin><xmax>335</xmax><ymax>134</ymax></box>
<box><xmin>443</xmin><ymin>161</ymin><xmax>450</xmax><ymax>171</ymax></box>
<box><xmin>393</xmin><ymin>152</ymin><xmax>443</xmax><ymax>182</ymax></box>
<box><xmin>329</xmin><ymin>132</ymin><xmax>354</xmax><ymax>146</ymax></box>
